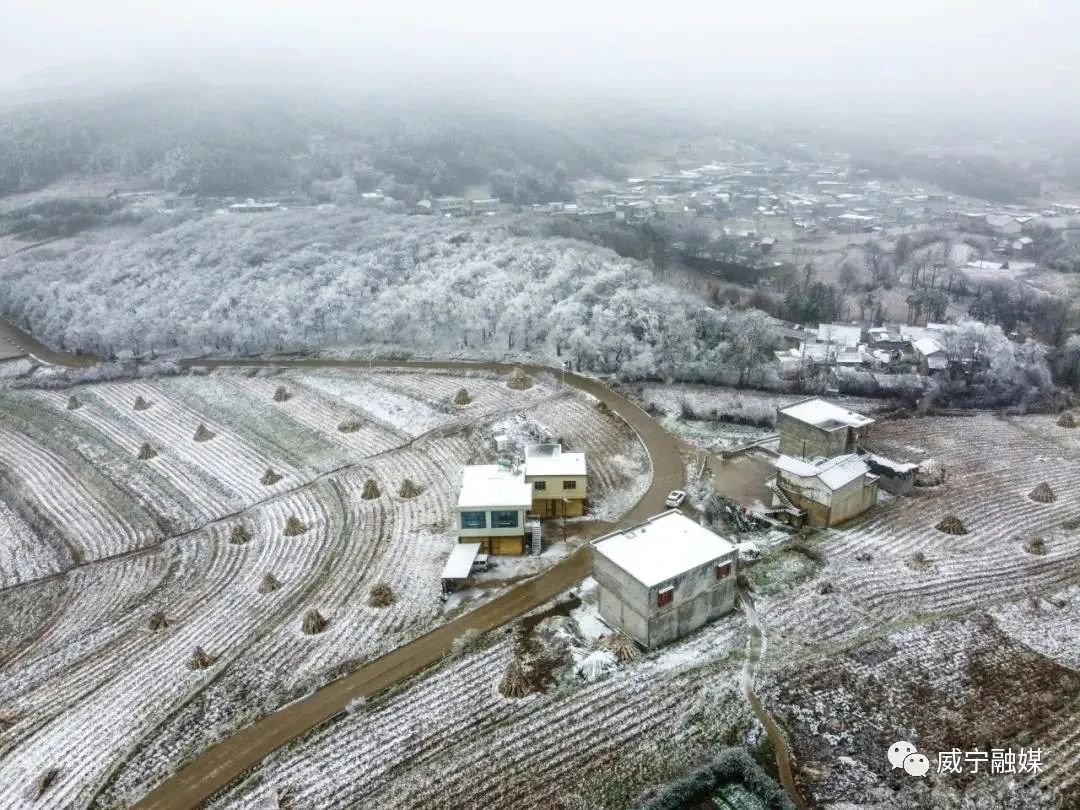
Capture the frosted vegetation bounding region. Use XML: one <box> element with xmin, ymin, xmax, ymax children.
<box><xmin>0</xmin><ymin>209</ymin><xmax>782</xmax><ymax>385</ymax></box>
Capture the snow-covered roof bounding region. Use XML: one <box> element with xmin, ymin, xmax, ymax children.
<box><xmin>456</xmin><ymin>465</ymin><xmax>532</xmax><ymax>510</ymax></box>
<box><xmin>865</xmin><ymin>453</ymin><xmax>919</xmax><ymax>475</ymax></box>
<box><xmin>441</xmin><ymin>543</ymin><xmax>482</xmax><ymax>580</ymax></box>
<box><xmin>524</xmin><ymin>444</ymin><xmax>587</xmax><ymax>477</ymax></box>
<box><xmin>912</xmin><ymin>337</ymin><xmax>945</xmax><ymax>357</ymax></box>
<box><xmin>592</xmin><ymin>510</ymin><xmax>735</xmax><ymax>587</ymax></box>
<box><xmin>779</xmin><ymin>398</ymin><xmax>874</xmax><ymax>431</ymax></box>
<box><xmin>775</xmin><ymin>454</ymin><xmax>871</xmax><ymax>490</ymax></box>
<box><xmin>816</xmin><ymin>323</ymin><xmax>863</xmax><ymax>348</ymax></box>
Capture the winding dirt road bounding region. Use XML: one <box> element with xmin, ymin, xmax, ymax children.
<box><xmin>131</xmin><ymin>357</ymin><xmax>685</xmax><ymax>810</ymax></box>
<box><xmin>0</xmin><ymin>315</ymin><xmax>98</xmax><ymax>367</ymax></box>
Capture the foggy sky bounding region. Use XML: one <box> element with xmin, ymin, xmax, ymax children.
<box><xmin>2</xmin><ymin>0</ymin><xmax>1078</xmax><ymax>121</ymax></box>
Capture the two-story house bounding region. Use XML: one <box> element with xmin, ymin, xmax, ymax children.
<box><xmin>455</xmin><ymin>464</ymin><xmax>533</xmax><ymax>555</ymax></box>
<box><xmin>523</xmin><ymin>443</ymin><xmax>587</xmax><ymax>518</ymax></box>
<box><xmin>591</xmin><ymin>510</ymin><xmax>737</xmax><ymax>649</ymax></box>
<box><xmin>776</xmin><ymin>398</ymin><xmax>874</xmax><ymax>459</ymax></box>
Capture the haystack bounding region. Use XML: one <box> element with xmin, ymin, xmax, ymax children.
<box><xmin>603</xmin><ymin>633</ymin><xmax>640</xmax><ymax>663</ymax></box>
<box><xmin>283</xmin><ymin>516</ymin><xmax>307</xmax><ymax>536</ymax></box>
<box><xmin>453</xmin><ymin>388</ymin><xmax>472</xmax><ymax>406</ymax></box>
<box><xmin>301</xmin><ymin>609</ymin><xmax>328</xmax><ymax>635</ymax></box>
<box><xmin>258</xmin><ymin>573</ymin><xmax>282</xmax><ymax>593</ymax></box>
<box><xmin>261</xmin><ymin>468</ymin><xmax>282</xmax><ymax>486</ymax></box>
<box><xmin>186</xmin><ymin>646</ymin><xmax>215</xmax><ymax>670</ymax></box>
<box><xmin>148</xmin><ymin>611</ymin><xmax>169</xmax><ymax>631</ymax></box>
<box><xmin>915</xmin><ymin>459</ymin><xmax>946</xmax><ymax>487</ymax></box>
<box><xmin>906</xmin><ymin>551</ymin><xmax>932</xmax><ymax>571</ymax></box>
<box><xmin>1029</xmin><ymin>482</ymin><xmax>1056</xmax><ymax>503</ymax></box>
<box><xmin>133</xmin><ymin>395</ymin><xmax>152</xmax><ymax>411</ymax></box>
<box><xmin>67</xmin><ymin>395</ymin><xmax>82</xmax><ymax>410</ymax></box>
<box><xmin>137</xmin><ymin>443</ymin><xmax>158</xmax><ymax>461</ymax></box>
<box><xmin>577</xmin><ymin>650</ymin><xmax>618</xmax><ymax>682</ymax></box>
<box><xmin>398</xmin><ymin>479</ymin><xmax>423</xmax><ymax>498</ymax></box>
<box><xmin>229</xmin><ymin>524</ymin><xmax>251</xmax><ymax>545</ymax></box>
<box><xmin>273</xmin><ymin>386</ymin><xmax>291</xmax><ymax>402</ymax></box>
<box><xmin>506</xmin><ymin>366</ymin><xmax>533</xmax><ymax>390</ymax></box>
<box><xmin>361</xmin><ymin>478</ymin><xmax>381</xmax><ymax>499</ymax></box>
<box><xmin>369</xmin><ymin>582</ymin><xmax>395</xmax><ymax>607</ymax></box>
<box><xmin>338</xmin><ymin>420</ymin><xmax>363</xmax><ymax>433</ymax></box>
<box><xmin>1024</xmin><ymin>537</ymin><xmax>1047</xmax><ymax>555</ymax></box>
<box><xmin>498</xmin><ymin>657</ymin><xmax>530</xmax><ymax>698</ymax></box>
<box><xmin>935</xmin><ymin>515</ymin><xmax>969</xmax><ymax>535</ymax></box>
<box><xmin>193</xmin><ymin>423</ymin><xmax>216</xmax><ymax>442</ymax></box>
<box><xmin>30</xmin><ymin>768</ymin><xmax>59</xmax><ymax>799</ymax></box>
<box><xmin>1058</xmin><ymin>412</ymin><xmax>1077</xmax><ymax>428</ymax></box>
<box><xmin>817</xmin><ymin>580</ymin><xmax>836</xmax><ymax>595</ymax></box>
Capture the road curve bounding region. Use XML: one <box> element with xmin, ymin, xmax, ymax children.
<box><xmin>132</xmin><ymin>357</ymin><xmax>685</xmax><ymax>810</ymax></box>
<box><xmin>0</xmin><ymin>315</ymin><xmax>99</xmax><ymax>367</ymax></box>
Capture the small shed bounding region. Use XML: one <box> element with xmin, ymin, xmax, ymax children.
<box><xmin>441</xmin><ymin>542</ymin><xmax>484</xmax><ymax>594</ymax></box>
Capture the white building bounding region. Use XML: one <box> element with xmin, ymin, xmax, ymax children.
<box><xmin>591</xmin><ymin>511</ymin><xmax>737</xmax><ymax>649</ymax></box>
<box><xmin>771</xmin><ymin>454</ymin><xmax>879</xmax><ymax>528</ymax></box>
<box><xmin>523</xmin><ymin>444</ymin><xmax>588</xmax><ymax>518</ymax></box>
<box><xmin>455</xmin><ymin>464</ymin><xmax>533</xmax><ymax>555</ymax></box>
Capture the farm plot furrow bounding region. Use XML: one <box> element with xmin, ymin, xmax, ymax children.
<box><xmin>0</xmin><ymin>496</ymin><xmax>57</xmax><ymax>589</ymax></box>
<box><xmin>43</xmin><ymin>390</ymin><xmax>227</xmax><ymax>526</ymax></box>
<box><xmin>92</xmin><ymin>382</ymin><xmax>297</xmax><ymax>507</ymax></box>
<box><xmin>370</xmin><ymin>369</ymin><xmax>551</xmax><ymax>416</ymax></box>
<box><xmin>991</xmin><ymin>584</ymin><xmax>1080</xmax><ymax>670</ymax></box>
<box><xmin>222</xmin><ymin>375</ymin><xmax>402</xmax><ymax>458</ymax></box>
<box><xmin>0</xmin><ymin>490</ymin><xmax>337</xmax><ymax>809</ymax></box>
<box><xmin>298</xmin><ymin>371</ymin><xmax>447</xmax><ymax>438</ymax></box>
<box><xmin>0</xmin><ymin>429</ymin><xmax>157</xmax><ymax>569</ymax></box>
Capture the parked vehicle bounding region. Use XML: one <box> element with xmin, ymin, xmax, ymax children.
<box><xmin>664</xmin><ymin>490</ymin><xmax>687</xmax><ymax>508</ymax></box>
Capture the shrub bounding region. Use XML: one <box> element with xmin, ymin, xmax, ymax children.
<box><xmin>506</xmin><ymin>366</ymin><xmax>533</xmax><ymax>390</ymax></box>
<box><xmin>261</xmin><ymin>467</ymin><xmax>282</xmax><ymax>485</ymax></box>
<box><xmin>301</xmin><ymin>609</ymin><xmax>328</xmax><ymax>635</ymax></box>
<box><xmin>906</xmin><ymin>551</ymin><xmax>933</xmax><ymax>571</ymax></box>
<box><xmin>449</xmin><ymin>628</ymin><xmax>485</xmax><ymax>659</ymax></box>
<box><xmin>273</xmin><ymin>385</ymin><xmax>291</xmax><ymax>402</ymax></box>
<box><xmin>137</xmin><ymin>442</ymin><xmax>157</xmax><ymax>460</ymax></box>
<box><xmin>634</xmin><ymin>747</ymin><xmax>792</xmax><ymax>810</ymax></box>
<box><xmin>133</xmin><ymin>395</ymin><xmax>151</xmax><ymax>411</ymax></box>
<box><xmin>369</xmin><ymin>582</ymin><xmax>395</xmax><ymax>607</ymax></box>
<box><xmin>29</xmin><ymin>768</ymin><xmax>59</xmax><ymax>800</ymax></box>
<box><xmin>398</xmin><ymin>479</ymin><xmax>423</xmax><ymax>498</ymax></box>
<box><xmin>148</xmin><ymin>611</ymin><xmax>169</xmax><ymax>631</ymax></box>
<box><xmin>186</xmin><ymin>646</ymin><xmax>215</xmax><ymax>670</ymax></box>
<box><xmin>915</xmin><ymin>459</ymin><xmax>946</xmax><ymax>487</ymax></box>
<box><xmin>361</xmin><ymin>478</ymin><xmax>380</xmax><ymax>499</ymax></box>
<box><xmin>1058</xmin><ymin>412</ymin><xmax>1076</xmax><ymax>428</ymax></box>
<box><xmin>338</xmin><ymin>420</ymin><xmax>363</xmax><ymax>433</ymax></box>
<box><xmin>817</xmin><ymin>580</ymin><xmax>836</xmax><ymax>595</ymax></box>
<box><xmin>229</xmin><ymin>524</ymin><xmax>251</xmax><ymax>544</ymax></box>
<box><xmin>453</xmin><ymin>388</ymin><xmax>472</xmax><ymax>405</ymax></box>
<box><xmin>936</xmin><ymin>515</ymin><xmax>969</xmax><ymax>535</ymax></box>
<box><xmin>193</xmin><ymin>423</ymin><xmax>216</xmax><ymax>442</ymax></box>
<box><xmin>258</xmin><ymin>573</ymin><xmax>282</xmax><ymax>593</ymax></box>
<box><xmin>283</xmin><ymin>516</ymin><xmax>307</xmax><ymax>536</ymax></box>
<box><xmin>66</xmin><ymin>395</ymin><xmax>82</xmax><ymax>410</ymax></box>
<box><xmin>1024</xmin><ymin>537</ymin><xmax>1047</xmax><ymax>555</ymax></box>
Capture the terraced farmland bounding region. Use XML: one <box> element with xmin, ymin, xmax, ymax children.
<box><xmin>0</xmin><ymin>368</ymin><xmax>649</xmax><ymax>808</ymax></box>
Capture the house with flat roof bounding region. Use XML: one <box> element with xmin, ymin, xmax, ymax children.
<box><xmin>523</xmin><ymin>444</ymin><xmax>587</xmax><ymax>518</ymax></box>
<box><xmin>776</xmin><ymin>398</ymin><xmax>874</xmax><ymax>459</ymax></box>
<box><xmin>591</xmin><ymin>510</ymin><xmax>737</xmax><ymax>649</ymax></box>
<box><xmin>455</xmin><ymin>464</ymin><xmax>533</xmax><ymax>555</ymax></box>
<box><xmin>770</xmin><ymin>454</ymin><xmax>879</xmax><ymax>527</ymax></box>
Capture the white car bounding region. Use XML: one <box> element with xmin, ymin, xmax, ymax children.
<box><xmin>664</xmin><ymin>490</ymin><xmax>687</xmax><ymax>508</ymax></box>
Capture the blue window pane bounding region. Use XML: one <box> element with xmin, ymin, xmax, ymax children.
<box><xmin>491</xmin><ymin>510</ymin><xmax>519</xmax><ymax>528</ymax></box>
<box><xmin>461</xmin><ymin>511</ymin><xmax>487</xmax><ymax>529</ymax></box>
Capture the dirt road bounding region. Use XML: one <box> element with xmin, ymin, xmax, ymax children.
<box><xmin>739</xmin><ymin>590</ymin><xmax>808</xmax><ymax>810</ymax></box>
<box><xmin>0</xmin><ymin>315</ymin><xmax>98</xmax><ymax>367</ymax></box>
<box><xmin>131</xmin><ymin>357</ymin><xmax>685</xmax><ymax>810</ymax></box>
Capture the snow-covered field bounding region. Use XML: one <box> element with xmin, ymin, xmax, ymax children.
<box><xmin>0</xmin><ymin>368</ymin><xmax>649</xmax><ymax>808</ymax></box>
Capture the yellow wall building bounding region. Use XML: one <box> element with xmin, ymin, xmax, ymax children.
<box><xmin>524</xmin><ymin>444</ymin><xmax>588</xmax><ymax>518</ymax></box>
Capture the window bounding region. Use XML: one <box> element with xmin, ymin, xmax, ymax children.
<box><xmin>562</xmin><ymin>480</ymin><xmax>578</xmax><ymax>490</ymax></box>
<box><xmin>491</xmin><ymin>510</ymin><xmax>519</xmax><ymax>529</ymax></box>
<box><xmin>656</xmin><ymin>586</ymin><xmax>674</xmax><ymax>608</ymax></box>
<box><xmin>460</xmin><ymin>511</ymin><xmax>486</xmax><ymax>529</ymax></box>
<box><xmin>715</xmin><ymin>562</ymin><xmax>732</xmax><ymax>581</ymax></box>
<box><xmin>533</xmin><ymin>481</ymin><xmax>547</xmax><ymax>491</ymax></box>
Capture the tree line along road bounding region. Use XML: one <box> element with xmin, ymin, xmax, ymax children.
<box><xmin>129</xmin><ymin>356</ymin><xmax>686</xmax><ymax>810</ymax></box>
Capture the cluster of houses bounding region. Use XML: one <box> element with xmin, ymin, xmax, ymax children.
<box><xmin>774</xmin><ymin>320</ymin><xmax>965</xmax><ymax>379</ymax></box>
<box><xmin>440</xmin><ymin>438</ymin><xmax>741</xmax><ymax>651</ymax></box>
<box><xmin>763</xmin><ymin>398</ymin><xmax>914</xmax><ymax>529</ymax></box>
